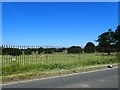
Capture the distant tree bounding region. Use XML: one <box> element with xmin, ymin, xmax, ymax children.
<box><xmin>11</xmin><ymin>48</ymin><xmax>22</xmax><ymax>56</ymax></box>
<box><xmin>0</xmin><ymin>46</ymin><xmax>2</xmax><ymax>55</ymax></box>
<box><xmin>96</xmin><ymin>29</ymin><xmax>115</xmax><ymax>55</ymax></box>
<box><xmin>38</xmin><ymin>47</ymin><xmax>44</xmax><ymax>54</ymax></box>
<box><xmin>96</xmin><ymin>45</ymin><xmax>102</xmax><ymax>52</ymax></box>
<box><xmin>55</xmin><ymin>47</ymin><xmax>66</xmax><ymax>52</ymax></box>
<box><xmin>24</xmin><ymin>48</ymin><xmax>32</xmax><ymax>55</ymax></box>
<box><xmin>62</xmin><ymin>47</ymin><xmax>67</xmax><ymax>51</ymax></box>
<box><xmin>55</xmin><ymin>48</ymin><xmax>62</xmax><ymax>52</ymax></box>
<box><xmin>44</xmin><ymin>48</ymin><xmax>53</xmax><ymax>54</ymax></box>
<box><xmin>67</xmin><ymin>46</ymin><xmax>81</xmax><ymax>54</ymax></box>
<box><xmin>114</xmin><ymin>25</ymin><xmax>120</xmax><ymax>52</ymax></box>
<box><xmin>96</xmin><ymin>44</ymin><xmax>115</xmax><ymax>53</ymax></box>
<box><xmin>2</xmin><ymin>47</ymin><xmax>22</xmax><ymax>56</ymax></box>
<box><xmin>50</xmin><ymin>48</ymin><xmax>56</xmax><ymax>52</ymax></box>
<box><xmin>31</xmin><ymin>48</ymin><xmax>38</xmax><ymax>53</ymax></box>
<box><xmin>2</xmin><ymin>47</ymin><xmax>6</xmax><ymax>55</ymax></box>
<box><xmin>84</xmin><ymin>42</ymin><xmax>95</xmax><ymax>53</ymax></box>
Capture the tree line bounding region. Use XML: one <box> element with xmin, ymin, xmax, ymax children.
<box><xmin>2</xmin><ymin>25</ymin><xmax>120</xmax><ymax>56</ymax></box>
<box><xmin>2</xmin><ymin>47</ymin><xmax>67</xmax><ymax>56</ymax></box>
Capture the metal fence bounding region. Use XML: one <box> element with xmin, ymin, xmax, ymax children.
<box><xmin>1</xmin><ymin>45</ymin><xmax>82</xmax><ymax>75</ymax></box>
<box><xmin>1</xmin><ymin>45</ymin><xmax>119</xmax><ymax>76</ymax></box>
<box><xmin>1</xmin><ymin>45</ymin><xmax>68</xmax><ymax>67</ymax></box>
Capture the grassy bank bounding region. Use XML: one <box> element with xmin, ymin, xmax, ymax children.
<box><xmin>2</xmin><ymin>63</ymin><xmax>118</xmax><ymax>84</ymax></box>
<box><xmin>1</xmin><ymin>52</ymin><xmax>119</xmax><ymax>83</ymax></box>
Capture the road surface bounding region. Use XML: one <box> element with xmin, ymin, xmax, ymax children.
<box><xmin>2</xmin><ymin>67</ymin><xmax>118</xmax><ymax>88</ymax></box>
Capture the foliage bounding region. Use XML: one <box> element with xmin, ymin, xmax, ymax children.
<box><xmin>24</xmin><ymin>48</ymin><xmax>32</xmax><ymax>55</ymax></box>
<box><xmin>84</xmin><ymin>42</ymin><xmax>95</xmax><ymax>53</ymax></box>
<box><xmin>2</xmin><ymin>47</ymin><xmax>22</xmax><ymax>56</ymax></box>
<box><xmin>96</xmin><ymin>29</ymin><xmax>115</xmax><ymax>54</ymax></box>
<box><xmin>55</xmin><ymin>48</ymin><xmax>66</xmax><ymax>52</ymax></box>
<box><xmin>44</xmin><ymin>48</ymin><xmax>53</xmax><ymax>54</ymax></box>
<box><xmin>38</xmin><ymin>47</ymin><xmax>44</xmax><ymax>54</ymax></box>
<box><xmin>114</xmin><ymin>25</ymin><xmax>120</xmax><ymax>52</ymax></box>
<box><xmin>2</xmin><ymin>53</ymin><xmax>118</xmax><ymax>76</ymax></box>
<box><xmin>67</xmin><ymin>46</ymin><xmax>81</xmax><ymax>54</ymax></box>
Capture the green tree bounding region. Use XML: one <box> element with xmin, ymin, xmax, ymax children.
<box><xmin>84</xmin><ymin>42</ymin><xmax>95</xmax><ymax>53</ymax></box>
<box><xmin>44</xmin><ymin>48</ymin><xmax>53</xmax><ymax>54</ymax></box>
<box><xmin>67</xmin><ymin>46</ymin><xmax>81</xmax><ymax>54</ymax></box>
<box><xmin>2</xmin><ymin>46</ymin><xmax>22</xmax><ymax>56</ymax></box>
<box><xmin>0</xmin><ymin>46</ymin><xmax>1</xmax><ymax>55</ymax></box>
<box><xmin>38</xmin><ymin>47</ymin><xmax>44</xmax><ymax>54</ymax></box>
<box><xmin>24</xmin><ymin>48</ymin><xmax>32</xmax><ymax>55</ymax></box>
<box><xmin>114</xmin><ymin>25</ymin><xmax>120</xmax><ymax>52</ymax></box>
<box><xmin>96</xmin><ymin>29</ymin><xmax>115</xmax><ymax>55</ymax></box>
<box><xmin>55</xmin><ymin>47</ymin><xmax>66</xmax><ymax>52</ymax></box>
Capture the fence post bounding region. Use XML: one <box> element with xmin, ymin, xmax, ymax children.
<box><xmin>2</xmin><ymin>45</ymin><xmax>4</xmax><ymax>67</ymax></box>
<box><xmin>46</xmin><ymin>46</ymin><xmax>48</xmax><ymax>62</ymax></box>
<box><xmin>23</xmin><ymin>46</ymin><xmax>25</xmax><ymax>66</ymax></box>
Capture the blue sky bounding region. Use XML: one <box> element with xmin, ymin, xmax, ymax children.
<box><xmin>2</xmin><ymin>2</ymin><xmax>118</xmax><ymax>47</ymax></box>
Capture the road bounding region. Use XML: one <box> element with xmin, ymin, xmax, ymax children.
<box><xmin>2</xmin><ymin>67</ymin><xmax>118</xmax><ymax>88</ymax></box>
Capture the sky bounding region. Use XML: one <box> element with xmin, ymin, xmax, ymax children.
<box><xmin>2</xmin><ymin>2</ymin><xmax>118</xmax><ymax>47</ymax></box>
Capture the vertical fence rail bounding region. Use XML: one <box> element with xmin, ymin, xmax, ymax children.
<box><xmin>0</xmin><ymin>45</ymin><xmax>2</xmax><ymax>76</ymax></box>
<box><xmin>23</xmin><ymin>46</ymin><xmax>27</xmax><ymax>66</ymax></box>
<box><xmin>8</xmin><ymin>45</ymin><xmax>10</xmax><ymax>67</ymax></box>
<box><xmin>31</xmin><ymin>46</ymin><xmax>33</xmax><ymax>65</ymax></box>
<box><xmin>1</xmin><ymin>44</ymin><xmax>104</xmax><ymax>76</ymax></box>
<box><xmin>22</xmin><ymin>46</ymin><xmax>24</xmax><ymax>66</ymax></box>
<box><xmin>1</xmin><ymin>45</ymin><xmax>3</xmax><ymax>68</ymax></box>
<box><xmin>2</xmin><ymin>45</ymin><xmax>4</xmax><ymax>67</ymax></box>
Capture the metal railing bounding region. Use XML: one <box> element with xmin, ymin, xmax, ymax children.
<box><xmin>1</xmin><ymin>45</ymin><xmax>118</xmax><ymax>76</ymax></box>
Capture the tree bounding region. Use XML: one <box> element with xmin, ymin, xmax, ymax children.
<box><xmin>67</xmin><ymin>46</ymin><xmax>81</xmax><ymax>54</ymax></box>
<box><xmin>84</xmin><ymin>42</ymin><xmax>95</xmax><ymax>53</ymax></box>
<box><xmin>96</xmin><ymin>29</ymin><xmax>115</xmax><ymax>55</ymax></box>
<box><xmin>0</xmin><ymin>46</ymin><xmax>1</xmax><ymax>55</ymax></box>
<box><xmin>38</xmin><ymin>47</ymin><xmax>44</xmax><ymax>54</ymax></box>
<box><xmin>44</xmin><ymin>48</ymin><xmax>53</xmax><ymax>54</ymax></box>
<box><xmin>31</xmin><ymin>48</ymin><xmax>38</xmax><ymax>53</ymax></box>
<box><xmin>114</xmin><ymin>25</ymin><xmax>120</xmax><ymax>52</ymax></box>
<box><xmin>24</xmin><ymin>48</ymin><xmax>32</xmax><ymax>55</ymax></box>
<box><xmin>55</xmin><ymin>47</ymin><xmax>66</xmax><ymax>52</ymax></box>
<box><xmin>96</xmin><ymin>45</ymin><xmax>102</xmax><ymax>52</ymax></box>
<box><xmin>2</xmin><ymin>47</ymin><xmax>22</xmax><ymax>56</ymax></box>
<box><xmin>11</xmin><ymin>48</ymin><xmax>22</xmax><ymax>56</ymax></box>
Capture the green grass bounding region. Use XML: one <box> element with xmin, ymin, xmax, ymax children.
<box><xmin>1</xmin><ymin>52</ymin><xmax>118</xmax><ymax>76</ymax></box>
<box><xmin>2</xmin><ymin>63</ymin><xmax>118</xmax><ymax>84</ymax></box>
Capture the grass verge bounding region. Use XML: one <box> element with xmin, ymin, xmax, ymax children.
<box><xmin>2</xmin><ymin>63</ymin><xmax>118</xmax><ymax>84</ymax></box>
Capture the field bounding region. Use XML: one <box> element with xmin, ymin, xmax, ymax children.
<box><xmin>1</xmin><ymin>51</ymin><xmax>118</xmax><ymax>77</ymax></box>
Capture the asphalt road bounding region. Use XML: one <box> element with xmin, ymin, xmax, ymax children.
<box><xmin>2</xmin><ymin>67</ymin><xmax>118</xmax><ymax>88</ymax></box>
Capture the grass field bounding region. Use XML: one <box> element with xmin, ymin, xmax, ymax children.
<box><xmin>1</xmin><ymin>52</ymin><xmax>118</xmax><ymax>76</ymax></box>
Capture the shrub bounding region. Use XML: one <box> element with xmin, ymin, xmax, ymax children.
<box><xmin>68</xmin><ymin>46</ymin><xmax>81</xmax><ymax>54</ymax></box>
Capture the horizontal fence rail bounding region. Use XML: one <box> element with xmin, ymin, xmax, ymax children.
<box><xmin>1</xmin><ymin>45</ymin><xmax>119</xmax><ymax>76</ymax></box>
